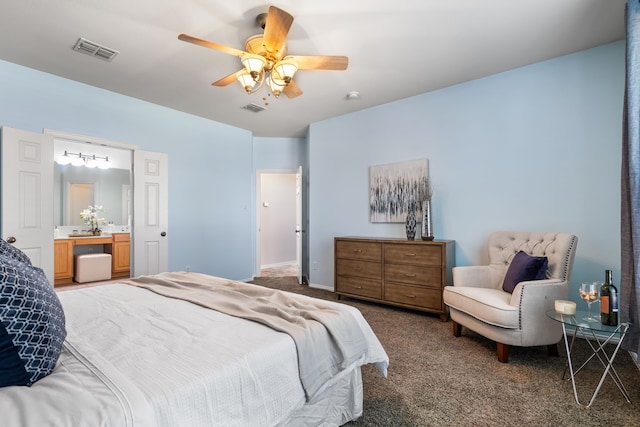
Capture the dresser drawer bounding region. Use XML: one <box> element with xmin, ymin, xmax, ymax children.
<box><xmin>336</xmin><ymin>276</ymin><xmax>382</xmax><ymax>299</ymax></box>
<box><xmin>336</xmin><ymin>240</ymin><xmax>382</xmax><ymax>262</ymax></box>
<box><xmin>336</xmin><ymin>259</ymin><xmax>382</xmax><ymax>280</ymax></box>
<box><xmin>384</xmin><ymin>282</ymin><xmax>443</xmax><ymax>311</ymax></box>
<box><xmin>384</xmin><ymin>243</ymin><xmax>442</xmax><ymax>266</ymax></box>
<box><xmin>113</xmin><ymin>233</ymin><xmax>130</xmax><ymax>242</ymax></box>
<box><xmin>384</xmin><ymin>264</ymin><xmax>441</xmax><ymax>287</ymax></box>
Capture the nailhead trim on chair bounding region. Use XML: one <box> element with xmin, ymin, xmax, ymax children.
<box><xmin>560</xmin><ymin>235</ymin><xmax>578</xmax><ymax>282</ymax></box>
<box><xmin>492</xmin><ymin>231</ymin><xmax>577</xmax><ymax>330</ymax></box>
<box><xmin>491</xmin><ymin>231</ymin><xmax>576</xmax><ymax>282</ymax></box>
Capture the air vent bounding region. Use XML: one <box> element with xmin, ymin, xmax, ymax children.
<box><xmin>73</xmin><ymin>37</ymin><xmax>119</xmax><ymax>62</ymax></box>
<box><xmin>242</xmin><ymin>103</ymin><xmax>266</xmax><ymax>113</ymax></box>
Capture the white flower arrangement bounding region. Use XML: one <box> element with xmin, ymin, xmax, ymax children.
<box><xmin>79</xmin><ymin>205</ymin><xmax>106</xmax><ymax>233</ymax></box>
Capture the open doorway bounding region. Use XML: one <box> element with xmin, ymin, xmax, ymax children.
<box><xmin>256</xmin><ymin>170</ymin><xmax>300</xmax><ymax>279</ymax></box>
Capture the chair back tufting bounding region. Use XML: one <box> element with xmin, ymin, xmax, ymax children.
<box><xmin>487</xmin><ymin>231</ymin><xmax>578</xmax><ymax>286</ymax></box>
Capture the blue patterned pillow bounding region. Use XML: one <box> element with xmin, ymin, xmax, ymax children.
<box><xmin>0</xmin><ymin>255</ymin><xmax>66</xmax><ymax>387</ymax></box>
<box><xmin>0</xmin><ymin>239</ymin><xmax>31</xmax><ymax>265</ymax></box>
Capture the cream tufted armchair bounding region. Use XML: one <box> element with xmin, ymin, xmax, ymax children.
<box><xmin>442</xmin><ymin>231</ymin><xmax>578</xmax><ymax>363</ymax></box>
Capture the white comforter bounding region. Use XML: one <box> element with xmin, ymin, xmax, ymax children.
<box><xmin>0</xmin><ymin>280</ymin><xmax>388</xmax><ymax>426</ymax></box>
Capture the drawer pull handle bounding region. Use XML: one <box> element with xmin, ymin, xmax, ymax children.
<box><xmin>355</xmin><ymin>286</ymin><xmax>363</xmax><ymax>289</ymax></box>
<box><xmin>404</xmin><ymin>273</ymin><xmax>416</xmax><ymax>277</ymax></box>
<box><xmin>405</xmin><ymin>253</ymin><xmax>417</xmax><ymax>257</ymax></box>
<box><xmin>405</xmin><ymin>294</ymin><xmax>416</xmax><ymax>298</ymax></box>
<box><xmin>352</xmin><ymin>248</ymin><xmax>363</xmax><ymax>253</ymax></box>
<box><xmin>354</xmin><ymin>267</ymin><xmax>363</xmax><ymax>271</ymax></box>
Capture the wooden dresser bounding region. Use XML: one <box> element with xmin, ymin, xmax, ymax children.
<box><xmin>334</xmin><ymin>237</ymin><xmax>454</xmax><ymax>320</ymax></box>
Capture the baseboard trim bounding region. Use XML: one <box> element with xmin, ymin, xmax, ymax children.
<box><xmin>260</xmin><ymin>261</ymin><xmax>296</xmax><ymax>269</ymax></box>
<box><xmin>309</xmin><ymin>283</ymin><xmax>333</xmax><ymax>292</ymax></box>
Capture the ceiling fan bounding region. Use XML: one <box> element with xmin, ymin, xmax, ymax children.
<box><xmin>178</xmin><ymin>6</ymin><xmax>348</xmax><ymax>99</ymax></box>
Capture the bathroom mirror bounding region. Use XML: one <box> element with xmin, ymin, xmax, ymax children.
<box><xmin>53</xmin><ymin>140</ymin><xmax>132</xmax><ymax>228</ymax></box>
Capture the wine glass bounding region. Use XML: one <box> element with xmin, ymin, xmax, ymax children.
<box><xmin>579</xmin><ymin>282</ymin><xmax>600</xmax><ymax>321</ymax></box>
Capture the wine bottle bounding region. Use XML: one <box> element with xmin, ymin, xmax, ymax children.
<box><xmin>609</xmin><ymin>273</ymin><xmax>619</xmax><ymax>326</ymax></box>
<box><xmin>600</xmin><ymin>270</ymin><xmax>619</xmax><ymax>326</ymax></box>
<box><xmin>600</xmin><ymin>270</ymin><xmax>611</xmax><ymax>325</ymax></box>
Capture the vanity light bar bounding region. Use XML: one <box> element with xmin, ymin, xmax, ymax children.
<box><xmin>56</xmin><ymin>150</ymin><xmax>110</xmax><ymax>169</ymax></box>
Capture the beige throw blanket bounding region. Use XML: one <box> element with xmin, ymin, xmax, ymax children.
<box><xmin>122</xmin><ymin>272</ymin><xmax>369</xmax><ymax>400</ymax></box>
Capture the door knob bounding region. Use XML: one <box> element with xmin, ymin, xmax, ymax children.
<box><xmin>6</xmin><ymin>236</ymin><xmax>16</xmax><ymax>244</ymax></box>
<box><xmin>160</xmin><ymin>231</ymin><xmax>167</xmax><ymax>237</ymax></box>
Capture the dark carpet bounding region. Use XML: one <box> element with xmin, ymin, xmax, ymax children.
<box><xmin>250</xmin><ymin>276</ymin><xmax>640</xmax><ymax>426</ymax></box>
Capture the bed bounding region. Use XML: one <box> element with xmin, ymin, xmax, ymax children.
<box><xmin>0</xmin><ymin>266</ymin><xmax>388</xmax><ymax>427</ymax></box>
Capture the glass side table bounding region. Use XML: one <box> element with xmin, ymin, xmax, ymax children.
<box><xmin>547</xmin><ymin>310</ymin><xmax>633</xmax><ymax>408</ymax></box>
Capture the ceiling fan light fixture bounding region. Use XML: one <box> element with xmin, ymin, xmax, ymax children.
<box><xmin>241</xmin><ymin>54</ymin><xmax>267</xmax><ymax>80</ymax></box>
<box><xmin>272</xmin><ymin>60</ymin><xmax>298</xmax><ymax>85</ymax></box>
<box><xmin>237</xmin><ymin>70</ymin><xmax>257</xmax><ymax>93</ymax></box>
<box><xmin>178</xmin><ymin>6</ymin><xmax>347</xmax><ymax>101</ymax></box>
<box><xmin>267</xmin><ymin>75</ymin><xmax>286</xmax><ymax>98</ymax></box>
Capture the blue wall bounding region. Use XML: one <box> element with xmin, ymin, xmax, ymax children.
<box><xmin>253</xmin><ymin>137</ymin><xmax>306</xmax><ymax>171</ymax></box>
<box><xmin>0</xmin><ymin>60</ymin><xmax>254</xmax><ymax>281</ymax></box>
<box><xmin>308</xmin><ymin>41</ymin><xmax>625</xmax><ymax>308</ymax></box>
<box><xmin>0</xmin><ymin>40</ymin><xmax>626</xmax><ymax>301</ymax></box>
<box><xmin>252</xmin><ymin>136</ymin><xmax>307</xmax><ymax>276</ymax></box>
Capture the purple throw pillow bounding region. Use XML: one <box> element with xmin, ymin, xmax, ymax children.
<box><xmin>502</xmin><ymin>251</ymin><xmax>548</xmax><ymax>293</ymax></box>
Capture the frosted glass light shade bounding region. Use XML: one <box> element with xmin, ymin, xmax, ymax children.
<box><xmin>267</xmin><ymin>75</ymin><xmax>286</xmax><ymax>97</ymax></box>
<box><xmin>56</xmin><ymin>151</ymin><xmax>72</xmax><ymax>165</ymax></box>
<box><xmin>70</xmin><ymin>154</ymin><xmax>85</xmax><ymax>167</ymax></box>
<box><xmin>85</xmin><ymin>155</ymin><xmax>98</xmax><ymax>168</ymax></box>
<box><xmin>241</xmin><ymin>54</ymin><xmax>266</xmax><ymax>80</ymax></box>
<box><xmin>236</xmin><ymin>70</ymin><xmax>257</xmax><ymax>93</ymax></box>
<box><xmin>272</xmin><ymin>60</ymin><xmax>298</xmax><ymax>85</ymax></box>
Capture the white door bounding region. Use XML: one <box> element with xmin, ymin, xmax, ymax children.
<box><xmin>133</xmin><ymin>150</ymin><xmax>168</xmax><ymax>276</ymax></box>
<box><xmin>1</xmin><ymin>127</ymin><xmax>54</xmax><ymax>283</ymax></box>
<box><xmin>295</xmin><ymin>166</ymin><xmax>303</xmax><ymax>285</ymax></box>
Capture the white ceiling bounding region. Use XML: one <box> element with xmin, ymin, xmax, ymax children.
<box><xmin>0</xmin><ymin>0</ymin><xmax>627</xmax><ymax>138</ymax></box>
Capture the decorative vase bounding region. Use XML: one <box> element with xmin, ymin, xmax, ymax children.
<box><xmin>421</xmin><ymin>199</ymin><xmax>434</xmax><ymax>241</ymax></box>
<box><xmin>92</xmin><ymin>230</ymin><xmax>101</xmax><ymax>236</ymax></box>
<box><xmin>405</xmin><ymin>207</ymin><xmax>417</xmax><ymax>241</ymax></box>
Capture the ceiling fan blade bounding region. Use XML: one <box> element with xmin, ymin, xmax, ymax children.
<box><xmin>285</xmin><ymin>55</ymin><xmax>349</xmax><ymax>71</ymax></box>
<box><xmin>178</xmin><ymin>33</ymin><xmax>247</xmax><ymax>57</ymax></box>
<box><xmin>283</xmin><ymin>80</ymin><xmax>302</xmax><ymax>98</ymax></box>
<box><xmin>212</xmin><ymin>71</ymin><xmax>241</xmax><ymax>87</ymax></box>
<box><xmin>262</xmin><ymin>6</ymin><xmax>294</xmax><ymax>55</ymax></box>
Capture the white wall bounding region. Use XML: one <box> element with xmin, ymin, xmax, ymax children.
<box><xmin>308</xmin><ymin>41</ymin><xmax>625</xmax><ymax>309</ymax></box>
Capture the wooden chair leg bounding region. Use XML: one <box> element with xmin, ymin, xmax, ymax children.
<box><xmin>452</xmin><ymin>321</ymin><xmax>462</xmax><ymax>337</ymax></box>
<box><xmin>547</xmin><ymin>343</ymin><xmax>559</xmax><ymax>357</ymax></box>
<box><xmin>497</xmin><ymin>342</ymin><xmax>509</xmax><ymax>363</ymax></box>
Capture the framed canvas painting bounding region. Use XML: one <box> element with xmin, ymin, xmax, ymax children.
<box><xmin>369</xmin><ymin>159</ymin><xmax>428</xmax><ymax>223</ymax></box>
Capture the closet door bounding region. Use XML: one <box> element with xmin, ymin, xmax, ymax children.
<box><xmin>133</xmin><ymin>149</ymin><xmax>168</xmax><ymax>276</ymax></box>
<box><xmin>0</xmin><ymin>127</ymin><xmax>54</xmax><ymax>282</ymax></box>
